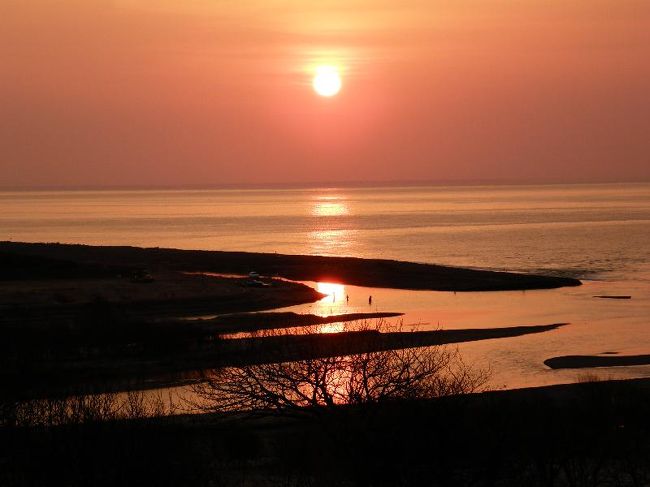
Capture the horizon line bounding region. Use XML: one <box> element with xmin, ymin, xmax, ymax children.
<box><xmin>1</xmin><ymin>177</ymin><xmax>648</xmax><ymax>192</ymax></box>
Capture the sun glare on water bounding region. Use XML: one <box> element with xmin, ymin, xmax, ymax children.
<box><xmin>316</xmin><ymin>282</ymin><xmax>345</xmax><ymax>299</ymax></box>
<box><xmin>312</xmin><ymin>66</ymin><xmax>342</xmax><ymax>97</ymax></box>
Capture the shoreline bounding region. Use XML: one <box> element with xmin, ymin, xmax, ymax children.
<box><xmin>0</xmin><ymin>241</ymin><xmax>581</xmax><ymax>291</ymax></box>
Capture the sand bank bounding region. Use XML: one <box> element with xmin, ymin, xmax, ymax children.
<box><xmin>544</xmin><ymin>354</ymin><xmax>650</xmax><ymax>369</ymax></box>
<box><xmin>201</xmin><ymin>311</ymin><xmax>404</xmax><ymax>333</ymax></box>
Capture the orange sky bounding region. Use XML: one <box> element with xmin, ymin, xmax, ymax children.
<box><xmin>1</xmin><ymin>0</ymin><xmax>649</xmax><ymax>188</ymax></box>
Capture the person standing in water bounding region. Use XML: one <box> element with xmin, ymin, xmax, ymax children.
<box><xmin>368</xmin><ymin>295</ymin><xmax>372</xmax><ymax>305</ymax></box>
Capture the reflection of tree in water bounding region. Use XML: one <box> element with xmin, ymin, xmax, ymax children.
<box><xmin>192</xmin><ymin>324</ymin><xmax>489</xmax><ymax>417</ymax></box>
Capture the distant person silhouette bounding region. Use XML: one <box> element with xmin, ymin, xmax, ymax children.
<box><xmin>368</xmin><ymin>295</ymin><xmax>372</xmax><ymax>305</ymax></box>
<box><xmin>346</xmin><ymin>294</ymin><xmax>349</xmax><ymax>303</ymax></box>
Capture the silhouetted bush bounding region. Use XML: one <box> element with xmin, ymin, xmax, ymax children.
<box><xmin>191</xmin><ymin>323</ymin><xmax>489</xmax><ymax>417</ymax></box>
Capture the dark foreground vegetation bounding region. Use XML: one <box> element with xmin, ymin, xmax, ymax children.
<box><xmin>0</xmin><ymin>241</ymin><xmax>581</xmax><ymax>291</ymax></box>
<box><xmin>1</xmin><ymin>378</ymin><xmax>649</xmax><ymax>487</ymax></box>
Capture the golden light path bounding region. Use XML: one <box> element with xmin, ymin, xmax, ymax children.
<box><xmin>311</xmin><ymin>201</ymin><xmax>349</xmax><ymax>216</ymax></box>
<box><xmin>311</xmin><ymin>192</ymin><xmax>349</xmax><ymax>217</ymax></box>
<box><xmin>309</xmin><ymin>194</ymin><xmax>352</xmax><ymax>255</ymax></box>
<box><xmin>315</xmin><ymin>282</ymin><xmax>347</xmax><ymax>333</ymax></box>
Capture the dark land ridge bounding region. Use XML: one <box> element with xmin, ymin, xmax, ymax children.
<box><xmin>2</xmin><ymin>377</ymin><xmax>649</xmax><ymax>487</ymax></box>
<box><xmin>545</xmin><ymin>354</ymin><xmax>650</xmax><ymax>369</ymax></box>
<box><xmin>3</xmin><ymin>321</ymin><xmax>566</xmax><ymax>399</ymax></box>
<box><xmin>0</xmin><ymin>241</ymin><xmax>581</xmax><ymax>291</ymax></box>
<box><xmin>216</xmin><ymin>323</ymin><xmax>568</xmax><ymax>370</ymax></box>
<box><xmin>0</xmin><ymin>271</ymin><xmax>324</xmax><ymax>325</ymax></box>
<box><xmin>205</xmin><ymin>311</ymin><xmax>404</xmax><ymax>333</ymax></box>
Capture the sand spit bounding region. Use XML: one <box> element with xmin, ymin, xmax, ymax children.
<box><xmin>0</xmin><ymin>241</ymin><xmax>581</xmax><ymax>291</ymax></box>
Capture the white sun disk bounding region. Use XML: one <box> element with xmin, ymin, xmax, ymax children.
<box><xmin>313</xmin><ymin>67</ymin><xmax>341</xmax><ymax>97</ymax></box>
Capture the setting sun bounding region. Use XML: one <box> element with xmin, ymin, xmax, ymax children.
<box><xmin>312</xmin><ymin>66</ymin><xmax>341</xmax><ymax>97</ymax></box>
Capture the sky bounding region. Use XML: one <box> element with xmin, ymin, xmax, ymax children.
<box><xmin>1</xmin><ymin>0</ymin><xmax>649</xmax><ymax>188</ymax></box>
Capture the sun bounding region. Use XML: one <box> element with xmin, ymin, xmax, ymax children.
<box><xmin>312</xmin><ymin>66</ymin><xmax>342</xmax><ymax>97</ymax></box>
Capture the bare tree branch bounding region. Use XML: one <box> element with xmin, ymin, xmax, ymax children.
<box><xmin>191</xmin><ymin>322</ymin><xmax>489</xmax><ymax>417</ymax></box>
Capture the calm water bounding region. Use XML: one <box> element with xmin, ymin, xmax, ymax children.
<box><xmin>2</xmin><ymin>183</ymin><xmax>649</xmax><ymax>389</ymax></box>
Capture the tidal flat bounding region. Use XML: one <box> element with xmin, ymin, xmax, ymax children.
<box><xmin>1</xmin><ymin>241</ymin><xmax>578</xmax><ymax>398</ymax></box>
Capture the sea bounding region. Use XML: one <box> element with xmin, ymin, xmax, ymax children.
<box><xmin>2</xmin><ymin>183</ymin><xmax>649</xmax><ymax>390</ymax></box>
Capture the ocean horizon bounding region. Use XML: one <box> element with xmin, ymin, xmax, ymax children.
<box><xmin>3</xmin><ymin>182</ymin><xmax>649</xmax><ymax>274</ymax></box>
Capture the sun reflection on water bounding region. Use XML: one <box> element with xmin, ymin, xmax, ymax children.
<box><xmin>316</xmin><ymin>281</ymin><xmax>345</xmax><ymax>298</ymax></box>
<box><xmin>308</xmin><ymin>193</ymin><xmax>355</xmax><ymax>256</ymax></box>
<box><xmin>311</xmin><ymin>281</ymin><xmax>348</xmax><ymax>317</ymax></box>
<box><xmin>311</xmin><ymin>201</ymin><xmax>349</xmax><ymax>217</ymax></box>
<box><xmin>311</xmin><ymin>193</ymin><xmax>350</xmax><ymax>217</ymax></box>
<box><xmin>309</xmin><ymin>229</ymin><xmax>355</xmax><ymax>256</ymax></box>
